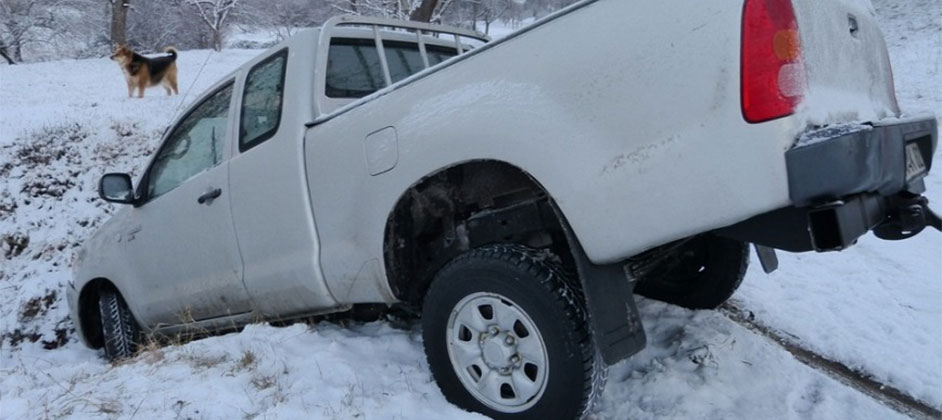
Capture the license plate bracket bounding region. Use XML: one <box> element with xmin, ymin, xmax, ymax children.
<box><xmin>905</xmin><ymin>142</ymin><xmax>927</xmax><ymax>181</ymax></box>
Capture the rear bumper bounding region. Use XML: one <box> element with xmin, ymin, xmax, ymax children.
<box><xmin>717</xmin><ymin>116</ymin><xmax>938</xmax><ymax>252</ymax></box>
<box><xmin>787</xmin><ymin>117</ymin><xmax>936</xmax><ymax>206</ymax></box>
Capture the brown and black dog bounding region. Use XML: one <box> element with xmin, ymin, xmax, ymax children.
<box><xmin>110</xmin><ymin>45</ymin><xmax>179</xmax><ymax>98</ymax></box>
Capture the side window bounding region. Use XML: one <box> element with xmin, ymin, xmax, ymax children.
<box><xmin>147</xmin><ymin>83</ymin><xmax>233</xmax><ymax>200</ymax></box>
<box><xmin>326</xmin><ymin>38</ymin><xmax>385</xmax><ymax>98</ymax></box>
<box><xmin>426</xmin><ymin>45</ymin><xmax>458</xmax><ymax>66</ymax></box>
<box><xmin>240</xmin><ymin>49</ymin><xmax>287</xmax><ymax>152</ymax></box>
<box><xmin>383</xmin><ymin>41</ymin><xmax>425</xmax><ymax>83</ymax></box>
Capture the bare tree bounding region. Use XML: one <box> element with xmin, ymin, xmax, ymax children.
<box><xmin>184</xmin><ymin>0</ymin><xmax>240</xmax><ymax>51</ymax></box>
<box><xmin>329</xmin><ymin>0</ymin><xmax>411</xmax><ymax>20</ymax></box>
<box><xmin>109</xmin><ymin>0</ymin><xmax>130</xmax><ymax>45</ymax></box>
<box><xmin>241</xmin><ymin>0</ymin><xmax>329</xmax><ymax>42</ymax></box>
<box><xmin>474</xmin><ymin>0</ymin><xmax>510</xmax><ymax>34</ymax></box>
<box><xmin>328</xmin><ymin>0</ymin><xmax>458</xmax><ymax>22</ymax></box>
<box><xmin>0</xmin><ymin>0</ymin><xmax>63</xmax><ymax>63</ymax></box>
<box><xmin>129</xmin><ymin>0</ymin><xmax>213</xmax><ymax>52</ymax></box>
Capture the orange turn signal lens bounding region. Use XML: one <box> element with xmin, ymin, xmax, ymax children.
<box><xmin>773</xmin><ymin>29</ymin><xmax>802</xmax><ymax>62</ymax></box>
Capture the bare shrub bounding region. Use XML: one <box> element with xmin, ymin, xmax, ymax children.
<box><xmin>2</xmin><ymin>232</ymin><xmax>29</xmax><ymax>258</ymax></box>
<box><xmin>18</xmin><ymin>289</ymin><xmax>57</xmax><ymax>322</ymax></box>
<box><xmin>14</xmin><ymin>123</ymin><xmax>86</xmax><ymax>170</ymax></box>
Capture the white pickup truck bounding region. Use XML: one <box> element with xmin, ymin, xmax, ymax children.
<box><xmin>69</xmin><ymin>0</ymin><xmax>938</xmax><ymax>418</ymax></box>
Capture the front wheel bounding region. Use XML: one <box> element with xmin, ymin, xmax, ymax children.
<box><xmin>422</xmin><ymin>245</ymin><xmax>605</xmax><ymax>420</ymax></box>
<box><xmin>98</xmin><ymin>288</ymin><xmax>141</xmax><ymax>361</ymax></box>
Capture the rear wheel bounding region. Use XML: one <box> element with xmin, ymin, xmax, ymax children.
<box><xmin>634</xmin><ymin>235</ymin><xmax>749</xmax><ymax>309</ymax></box>
<box><xmin>98</xmin><ymin>288</ymin><xmax>141</xmax><ymax>361</ymax></box>
<box><xmin>422</xmin><ymin>244</ymin><xmax>604</xmax><ymax>419</ymax></box>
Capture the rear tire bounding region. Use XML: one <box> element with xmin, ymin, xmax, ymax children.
<box><xmin>634</xmin><ymin>235</ymin><xmax>749</xmax><ymax>309</ymax></box>
<box><xmin>98</xmin><ymin>288</ymin><xmax>141</xmax><ymax>361</ymax></box>
<box><xmin>422</xmin><ymin>244</ymin><xmax>605</xmax><ymax>420</ymax></box>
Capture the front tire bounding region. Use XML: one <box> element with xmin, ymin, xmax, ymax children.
<box><xmin>97</xmin><ymin>288</ymin><xmax>141</xmax><ymax>361</ymax></box>
<box><xmin>422</xmin><ymin>244</ymin><xmax>604</xmax><ymax>420</ymax></box>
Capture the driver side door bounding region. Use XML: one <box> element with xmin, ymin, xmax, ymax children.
<box><xmin>123</xmin><ymin>82</ymin><xmax>253</xmax><ymax>327</ymax></box>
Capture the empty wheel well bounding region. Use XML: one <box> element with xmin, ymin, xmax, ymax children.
<box><xmin>383</xmin><ymin>160</ymin><xmax>575</xmax><ymax>307</ymax></box>
<box><xmin>77</xmin><ymin>278</ymin><xmax>118</xmax><ymax>349</ymax></box>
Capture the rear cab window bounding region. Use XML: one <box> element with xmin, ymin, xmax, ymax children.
<box><xmin>383</xmin><ymin>40</ymin><xmax>427</xmax><ymax>83</ymax></box>
<box><xmin>326</xmin><ymin>39</ymin><xmax>386</xmax><ymax>98</ymax></box>
<box><xmin>325</xmin><ymin>36</ymin><xmax>459</xmax><ymax>99</ymax></box>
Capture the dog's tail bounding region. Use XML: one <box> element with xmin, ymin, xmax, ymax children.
<box><xmin>164</xmin><ymin>47</ymin><xmax>178</xmax><ymax>60</ymax></box>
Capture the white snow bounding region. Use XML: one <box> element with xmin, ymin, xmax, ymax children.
<box><xmin>794</xmin><ymin>122</ymin><xmax>873</xmax><ymax>148</ymax></box>
<box><xmin>2</xmin><ymin>323</ymin><xmax>490</xmax><ymax>419</ymax></box>
<box><xmin>1</xmin><ymin>2</ymin><xmax>940</xmax><ymax>419</ymax></box>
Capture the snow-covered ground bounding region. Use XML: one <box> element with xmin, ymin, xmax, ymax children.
<box><xmin>1</xmin><ymin>1</ymin><xmax>939</xmax><ymax>419</ymax></box>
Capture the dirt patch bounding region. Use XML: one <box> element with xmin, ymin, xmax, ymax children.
<box><xmin>21</xmin><ymin>175</ymin><xmax>77</xmax><ymax>199</ymax></box>
<box><xmin>13</xmin><ymin>123</ymin><xmax>87</xmax><ymax>170</ymax></box>
<box><xmin>2</xmin><ymin>232</ymin><xmax>29</xmax><ymax>258</ymax></box>
<box><xmin>19</xmin><ymin>289</ymin><xmax>58</xmax><ymax>322</ymax></box>
<box><xmin>3</xmin><ymin>329</ymin><xmax>42</xmax><ymax>347</ymax></box>
<box><xmin>0</xmin><ymin>191</ymin><xmax>16</xmax><ymax>218</ymax></box>
<box><xmin>41</xmin><ymin>320</ymin><xmax>73</xmax><ymax>350</ymax></box>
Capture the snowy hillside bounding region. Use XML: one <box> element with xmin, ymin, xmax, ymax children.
<box><xmin>1</xmin><ymin>1</ymin><xmax>940</xmax><ymax>419</ymax></box>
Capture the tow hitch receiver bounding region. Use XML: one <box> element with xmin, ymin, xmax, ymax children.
<box><xmin>873</xmin><ymin>195</ymin><xmax>942</xmax><ymax>240</ymax></box>
<box><xmin>807</xmin><ymin>195</ymin><xmax>885</xmax><ymax>252</ymax></box>
<box><xmin>717</xmin><ymin>193</ymin><xmax>940</xmax><ymax>254</ymax></box>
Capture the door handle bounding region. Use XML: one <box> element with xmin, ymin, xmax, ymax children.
<box><xmin>197</xmin><ymin>188</ymin><xmax>222</xmax><ymax>204</ymax></box>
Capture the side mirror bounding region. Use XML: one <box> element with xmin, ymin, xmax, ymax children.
<box><xmin>99</xmin><ymin>173</ymin><xmax>136</xmax><ymax>204</ymax></box>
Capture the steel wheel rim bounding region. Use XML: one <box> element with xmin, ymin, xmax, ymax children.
<box><xmin>446</xmin><ymin>292</ymin><xmax>549</xmax><ymax>413</ymax></box>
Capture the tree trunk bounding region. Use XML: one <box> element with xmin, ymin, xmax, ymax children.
<box><xmin>471</xmin><ymin>2</ymin><xmax>479</xmax><ymax>30</ymax></box>
<box><xmin>212</xmin><ymin>30</ymin><xmax>222</xmax><ymax>51</ymax></box>
<box><xmin>409</xmin><ymin>0</ymin><xmax>439</xmax><ymax>22</ymax></box>
<box><xmin>0</xmin><ymin>40</ymin><xmax>14</xmax><ymax>65</ymax></box>
<box><xmin>0</xmin><ymin>50</ymin><xmax>14</xmax><ymax>65</ymax></box>
<box><xmin>111</xmin><ymin>0</ymin><xmax>131</xmax><ymax>45</ymax></box>
<box><xmin>12</xmin><ymin>41</ymin><xmax>22</xmax><ymax>62</ymax></box>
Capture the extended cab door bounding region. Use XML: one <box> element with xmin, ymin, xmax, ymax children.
<box><xmin>124</xmin><ymin>82</ymin><xmax>253</xmax><ymax>326</ymax></box>
<box><xmin>227</xmin><ymin>48</ymin><xmax>340</xmax><ymax>316</ymax></box>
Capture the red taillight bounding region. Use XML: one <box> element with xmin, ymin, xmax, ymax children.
<box><xmin>741</xmin><ymin>0</ymin><xmax>805</xmax><ymax>123</ymax></box>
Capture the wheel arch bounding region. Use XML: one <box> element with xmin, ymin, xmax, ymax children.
<box><xmin>76</xmin><ymin>278</ymin><xmax>121</xmax><ymax>349</ymax></box>
<box><xmin>382</xmin><ymin>159</ymin><xmax>648</xmax><ymax>364</ymax></box>
<box><xmin>382</xmin><ymin>159</ymin><xmax>576</xmax><ymax>307</ymax></box>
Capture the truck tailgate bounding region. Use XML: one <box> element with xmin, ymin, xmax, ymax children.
<box><xmin>793</xmin><ymin>0</ymin><xmax>900</xmax><ymax>124</ymax></box>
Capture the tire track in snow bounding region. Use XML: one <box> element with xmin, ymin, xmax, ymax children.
<box><xmin>720</xmin><ymin>303</ymin><xmax>942</xmax><ymax>420</ymax></box>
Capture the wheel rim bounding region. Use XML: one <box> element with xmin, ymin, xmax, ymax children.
<box><xmin>446</xmin><ymin>292</ymin><xmax>549</xmax><ymax>413</ymax></box>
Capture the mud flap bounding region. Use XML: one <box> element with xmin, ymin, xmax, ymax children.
<box><xmin>754</xmin><ymin>244</ymin><xmax>779</xmax><ymax>274</ymax></box>
<box><xmin>556</xmin><ymin>211</ymin><xmax>646</xmax><ymax>365</ymax></box>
